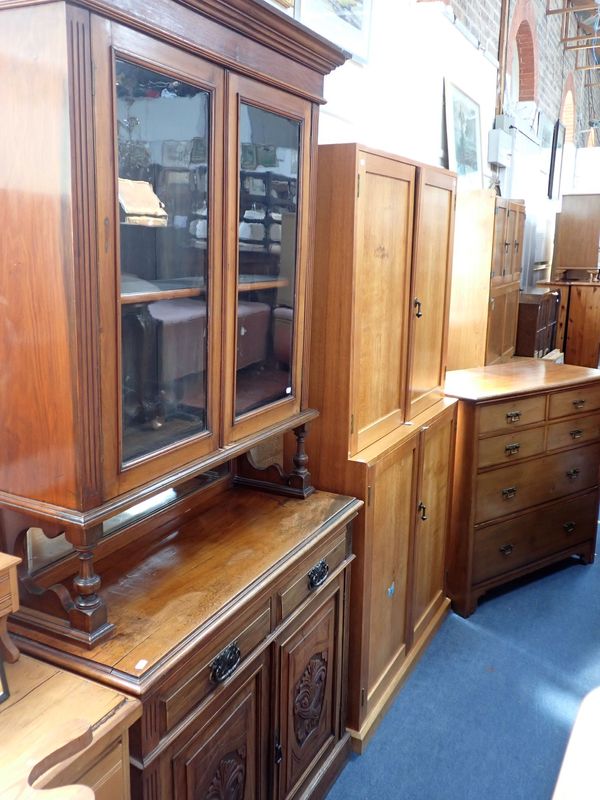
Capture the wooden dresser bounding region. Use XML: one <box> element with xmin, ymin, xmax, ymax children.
<box><xmin>1</xmin><ymin>654</ymin><xmax>140</xmax><ymax>799</ymax></box>
<box><xmin>14</xmin><ymin>488</ymin><xmax>361</xmax><ymax>800</ymax></box>
<box><xmin>445</xmin><ymin>360</ymin><xmax>600</xmax><ymax>617</ymax></box>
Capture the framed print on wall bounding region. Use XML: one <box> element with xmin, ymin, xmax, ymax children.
<box><xmin>548</xmin><ymin>120</ymin><xmax>566</xmax><ymax>199</ymax></box>
<box><xmin>444</xmin><ymin>80</ymin><xmax>483</xmax><ymax>188</ymax></box>
<box><xmin>298</xmin><ymin>0</ymin><xmax>373</xmax><ymax>62</ymax></box>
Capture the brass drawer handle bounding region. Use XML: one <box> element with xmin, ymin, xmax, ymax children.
<box><xmin>566</xmin><ymin>468</ymin><xmax>581</xmax><ymax>480</ymax></box>
<box><xmin>573</xmin><ymin>399</ymin><xmax>586</xmax><ymax>409</ymax></box>
<box><xmin>499</xmin><ymin>543</ymin><xmax>514</xmax><ymax>556</ymax></box>
<box><xmin>502</xmin><ymin>487</ymin><xmax>517</xmax><ymax>499</ymax></box>
<box><xmin>414</xmin><ymin>297</ymin><xmax>423</xmax><ymax>318</ymax></box>
<box><xmin>505</xmin><ymin>442</ymin><xmax>521</xmax><ymax>455</ymax></box>
<box><xmin>564</xmin><ymin>521</ymin><xmax>576</xmax><ymax>535</ymax></box>
<box><xmin>210</xmin><ymin>642</ymin><xmax>241</xmax><ymax>684</ymax></box>
<box><xmin>418</xmin><ymin>502</ymin><xmax>428</xmax><ymax>521</ymax></box>
<box><xmin>308</xmin><ymin>559</ymin><xmax>329</xmax><ymax>590</ymax></box>
<box><xmin>506</xmin><ymin>411</ymin><xmax>521</xmax><ymax>424</ymax></box>
<box><xmin>570</xmin><ymin>429</ymin><xmax>583</xmax><ymax>439</ymax></box>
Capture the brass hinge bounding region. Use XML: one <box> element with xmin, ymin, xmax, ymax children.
<box><xmin>361</xmin><ymin>687</ymin><xmax>366</xmax><ymax>707</ymax></box>
<box><xmin>350</xmin><ymin>414</ymin><xmax>354</xmax><ymax>435</ymax></box>
<box><xmin>367</xmin><ymin>485</ymin><xmax>372</xmax><ymax>506</ymax></box>
<box><xmin>357</xmin><ymin>174</ymin><xmax>361</xmax><ymax>197</ymax></box>
<box><xmin>274</xmin><ymin>733</ymin><xmax>283</xmax><ymax>766</ymax></box>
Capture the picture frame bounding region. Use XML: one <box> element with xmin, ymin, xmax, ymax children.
<box><xmin>444</xmin><ymin>81</ymin><xmax>483</xmax><ymax>188</ymax></box>
<box><xmin>241</xmin><ymin>143</ymin><xmax>257</xmax><ymax>170</ymax></box>
<box><xmin>298</xmin><ymin>0</ymin><xmax>373</xmax><ymax>63</ymax></box>
<box><xmin>548</xmin><ymin>120</ymin><xmax>566</xmax><ymax>199</ymax></box>
<box><xmin>256</xmin><ymin>144</ymin><xmax>277</xmax><ymax>168</ymax></box>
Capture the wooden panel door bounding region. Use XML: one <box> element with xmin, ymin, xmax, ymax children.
<box><xmin>172</xmin><ymin>650</ymin><xmax>270</xmax><ymax>800</ymax></box>
<box><xmin>276</xmin><ymin>580</ymin><xmax>344</xmax><ymax>800</ymax></box>
<box><xmin>502</xmin><ymin>286</ymin><xmax>520</xmax><ymax>359</ymax></box>
<box><xmin>408</xmin><ymin>406</ymin><xmax>455</xmax><ymax>644</ymax></box>
<box><xmin>364</xmin><ymin>437</ymin><xmax>418</xmax><ymax>715</ymax></box>
<box><xmin>509</xmin><ymin>203</ymin><xmax>525</xmax><ymax>284</ymax></box>
<box><xmin>485</xmin><ymin>289</ymin><xmax>507</xmax><ymax>365</ymax></box>
<box><xmin>566</xmin><ymin>285</ymin><xmax>600</xmax><ymax>368</ymax></box>
<box><xmin>93</xmin><ymin>18</ymin><xmax>225</xmax><ymax>499</ymax></box>
<box><xmin>351</xmin><ymin>151</ymin><xmax>416</xmax><ymax>454</ymax></box>
<box><xmin>490</xmin><ymin>198</ymin><xmax>509</xmax><ymax>287</ymax></box>
<box><xmin>406</xmin><ymin>167</ymin><xmax>455</xmax><ymax>420</ymax></box>
<box><xmin>502</xmin><ymin>205</ymin><xmax>517</xmax><ymax>283</ymax></box>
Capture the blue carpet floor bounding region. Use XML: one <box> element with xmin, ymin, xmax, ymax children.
<box><xmin>327</xmin><ymin>554</ymin><xmax>600</xmax><ymax>800</ymax></box>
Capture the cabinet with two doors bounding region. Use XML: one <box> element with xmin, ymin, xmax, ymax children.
<box><xmin>445</xmin><ymin>360</ymin><xmax>600</xmax><ymax>617</ymax></box>
<box><xmin>307</xmin><ymin>143</ymin><xmax>457</xmax><ymax>747</ymax></box>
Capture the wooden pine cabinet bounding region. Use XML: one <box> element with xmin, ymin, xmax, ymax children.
<box><xmin>307</xmin><ymin>142</ymin><xmax>457</xmax><ymax>748</ymax></box>
<box><xmin>445</xmin><ymin>360</ymin><xmax>600</xmax><ymax>617</ymax></box>
<box><xmin>0</xmin><ymin>0</ymin><xmax>346</xmax><ymax>646</ymax></box>
<box><xmin>515</xmin><ymin>289</ymin><xmax>560</xmax><ymax>358</ymax></box>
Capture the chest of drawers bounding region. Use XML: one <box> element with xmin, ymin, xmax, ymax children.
<box><xmin>445</xmin><ymin>360</ymin><xmax>600</xmax><ymax>617</ymax></box>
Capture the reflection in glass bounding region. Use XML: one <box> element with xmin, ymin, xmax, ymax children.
<box><xmin>116</xmin><ymin>59</ymin><xmax>210</xmax><ymax>463</ymax></box>
<box><xmin>235</xmin><ymin>103</ymin><xmax>300</xmax><ymax>417</ymax></box>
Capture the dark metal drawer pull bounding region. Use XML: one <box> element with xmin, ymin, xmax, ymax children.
<box><xmin>505</xmin><ymin>442</ymin><xmax>521</xmax><ymax>455</ymax></box>
<box><xmin>499</xmin><ymin>543</ymin><xmax>514</xmax><ymax>556</ymax></box>
<box><xmin>502</xmin><ymin>487</ymin><xmax>517</xmax><ymax>499</ymax></box>
<box><xmin>570</xmin><ymin>429</ymin><xmax>583</xmax><ymax>439</ymax></box>
<box><xmin>566</xmin><ymin>468</ymin><xmax>580</xmax><ymax>480</ymax></box>
<box><xmin>564</xmin><ymin>521</ymin><xmax>576</xmax><ymax>535</ymax></box>
<box><xmin>308</xmin><ymin>560</ymin><xmax>329</xmax><ymax>590</ymax></box>
<box><xmin>573</xmin><ymin>399</ymin><xmax>585</xmax><ymax>409</ymax></box>
<box><xmin>506</xmin><ymin>411</ymin><xmax>521</xmax><ymax>423</ymax></box>
<box><xmin>418</xmin><ymin>502</ymin><xmax>428</xmax><ymax>521</ymax></box>
<box><xmin>210</xmin><ymin>642</ymin><xmax>241</xmax><ymax>684</ymax></box>
<box><xmin>414</xmin><ymin>297</ymin><xmax>423</xmax><ymax>318</ymax></box>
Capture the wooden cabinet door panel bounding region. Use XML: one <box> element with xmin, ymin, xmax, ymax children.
<box><xmin>502</xmin><ymin>205</ymin><xmax>517</xmax><ymax>283</ymax></box>
<box><xmin>406</xmin><ymin>168</ymin><xmax>455</xmax><ymax>420</ymax></box>
<box><xmin>366</xmin><ymin>438</ymin><xmax>417</xmax><ymax>706</ymax></box>
<box><xmin>485</xmin><ymin>290</ymin><xmax>506</xmax><ymax>365</ymax></box>
<box><xmin>566</xmin><ymin>286</ymin><xmax>600</xmax><ymax>368</ymax></box>
<box><xmin>410</xmin><ymin>407</ymin><xmax>454</xmax><ymax>643</ymax></box>
<box><xmin>501</xmin><ymin>286</ymin><xmax>520</xmax><ymax>359</ymax></box>
<box><xmin>172</xmin><ymin>651</ymin><xmax>269</xmax><ymax>800</ymax></box>
<box><xmin>352</xmin><ymin>152</ymin><xmax>415</xmax><ymax>453</ymax></box>
<box><xmin>509</xmin><ymin>205</ymin><xmax>525</xmax><ymax>283</ymax></box>
<box><xmin>490</xmin><ymin>199</ymin><xmax>508</xmax><ymax>286</ymax></box>
<box><xmin>277</xmin><ymin>583</ymin><xmax>342</xmax><ymax>799</ymax></box>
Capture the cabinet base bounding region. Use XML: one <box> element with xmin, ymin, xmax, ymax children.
<box><xmin>347</xmin><ymin>598</ymin><xmax>450</xmax><ymax>754</ymax></box>
<box><xmin>296</xmin><ymin>732</ymin><xmax>352</xmax><ymax>800</ymax></box>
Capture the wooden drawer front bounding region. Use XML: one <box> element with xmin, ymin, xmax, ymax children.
<box><xmin>478</xmin><ymin>395</ymin><xmax>546</xmax><ymax>435</ymax></box>
<box><xmin>472</xmin><ymin>491</ymin><xmax>598</xmax><ymax>585</ymax></box>
<box><xmin>78</xmin><ymin>743</ymin><xmax>126</xmax><ymax>800</ymax></box>
<box><xmin>161</xmin><ymin>601</ymin><xmax>271</xmax><ymax>732</ymax></box>
<box><xmin>477</xmin><ymin>426</ymin><xmax>545</xmax><ymax>468</ymax></box>
<box><xmin>549</xmin><ymin>384</ymin><xmax>600</xmax><ymax>419</ymax></box>
<box><xmin>475</xmin><ymin>443</ymin><xmax>600</xmax><ymax>523</ymax></box>
<box><xmin>547</xmin><ymin>413</ymin><xmax>600</xmax><ymax>451</ymax></box>
<box><xmin>278</xmin><ymin>532</ymin><xmax>347</xmax><ymax>621</ymax></box>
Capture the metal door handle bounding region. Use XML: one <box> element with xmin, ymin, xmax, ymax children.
<box><xmin>414</xmin><ymin>298</ymin><xmax>423</xmax><ymax>318</ymax></box>
<box><xmin>418</xmin><ymin>502</ymin><xmax>427</xmax><ymax>521</ymax></box>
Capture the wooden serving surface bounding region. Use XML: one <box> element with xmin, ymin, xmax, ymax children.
<box><xmin>445</xmin><ymin>359</ymin><xmax>600</xmax><ymax>401</ymax></box>
<box><xmin>17</xmin><ymin>489</ymin><xmax>358</xmax><ymax>687</ymax></box>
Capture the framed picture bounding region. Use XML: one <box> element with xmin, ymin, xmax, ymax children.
<box><xmin>548</xmin><ymin>120</ymin><xmax>566</xmax><ymax>199</ymax></box>
<box><xmin>444</xmin><ymin>81</ymin><xmax>483</xmax><ymax>188</ymax></box>
<box><xmin>256</xmin><ymin>144</ymin><xmax>277</xmax><ymax>168</ymax></box>
<box><xmin>241</xmin><ymin>143</ymin><xmax>257</xmax><ymax>170</ymax></box>
<box><xmin>298</xmin><ymin>0</ymin><xmax>373</xmax><ymax>63</ymax></box>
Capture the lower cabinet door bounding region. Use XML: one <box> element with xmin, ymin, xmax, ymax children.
<box><xmin>276</xmin><ymin>577</ymin><xmax>344</xmax><ymax>800</ymax></box>
<box><xmin>502</xmin><ymin>286</ymin><xmax>520</xmax><ymax>359</ymax></box>
<box><xmin>486</xmin><ymin>290</ymin><xmax>506</xmax><ymax>365</ymax></box>
<box><xmin>172</xmin><ymin>649</ymin><xmax>270</xmax><ymax>800</ymax></box>
<box><xmin>409</xmin><ymin>406</ymin><xmax>455</xmax><ymax>644</ymax></box>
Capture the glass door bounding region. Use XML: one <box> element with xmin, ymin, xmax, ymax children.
<box><xmin>224</xmin><ymin>75</ymin><xmax>312</xmax><ymax>443</ymax></box>
<box><xmin>94</xmin><ymin>21</ymin><xmax>224</xmax><ymax>497</ymax></box>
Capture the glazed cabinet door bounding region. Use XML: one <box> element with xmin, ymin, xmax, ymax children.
<box><xmin>409</xmin><ymin>406</ymin><xmax>455</xmax><ymax>644</ymax></box>
<box><xmin>351</xmin><ymin>152</ymin><xmax>416</xmax><ymax>454</ymax></box>
<box><xmin>490</xmin><ymin>198</ymin><xmax>509</xmax><ymax>286</ymax></box>
<box><xmin>92</xmin><ymin>18</ymin><xmax>225</xmax><ymax>497</ymax></box>
<box><xmin>406</xmin><ymin>167</ymin><xmax>455</xmax><ymax>420</ymax></box>
<box><xmin>172</xmin><ymin>649</ymin><xmax>270</xmax><ymax>800</ymax></box>
<box><xmin>275</xmin><ymin>578</ymin><xmax>345</xmax><ymax>800</ymax></box>
<box><xmin>224</xmin><ymin>75</ymin><xmax>313</xmax><ymax>443</ymax></box>
<box><xmin>362</xmin><ymin>437</ymin><xmax>418</xmax><ymax>719</ymax></box>
<box><xmin>509</xmin><ymin>203</ymin><xmax>525</xmax><ymax>284</ymax></box>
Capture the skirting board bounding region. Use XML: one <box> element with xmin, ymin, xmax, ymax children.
<box><xmin>347</xmin><ymin>598</ymin><xmax>450</xmax><ymax>754</ymax></box>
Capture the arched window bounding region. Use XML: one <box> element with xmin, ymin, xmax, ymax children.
<box><xmin>515</xmin><ymin>21</ymin><xmax>535</xmax><ymax>102</ymax></box>
<box><xmin>561</xmin><ymin>89</ymin><xmax>575</xmax><ymax>144</ymax></box>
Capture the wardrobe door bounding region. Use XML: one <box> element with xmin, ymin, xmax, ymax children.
<box><xmin>406</xmin><ymin>167</ymin><xmax>455</xmax><ymax>420</ymax></box>
<box><xmin>351</xmin><ymin>152</ymin><xmax>415</xmax><ymax>454</ymax></box>
<box><xmin>93</xmin><ymin>18</ymin><xmax>225</xmax><ymax>498</ymax></box>
<box><xmin>224</xmin><ymin>74</ymin><xmax>313</xmax><ymax>444</ymax></box>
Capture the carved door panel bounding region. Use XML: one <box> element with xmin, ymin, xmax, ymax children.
<box><xmin>172</xmin><ymin>651</ymin><xmax>269</xmax><ymax>800</ymax></box>
<box><xmin>276</xmin><ymin>581</ymin><xmax>343</xmax><ymax>800</ymax></box>
<box><xmin>408</xmin><ymin>405</ymin><xmax>455</xmax><ymax>645</ymax></box>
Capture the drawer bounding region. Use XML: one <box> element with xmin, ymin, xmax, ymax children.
<box><xmin>475</xmin><ymin>443</ymin><xmax>600</xmax><ymax>524</ymax></box>
<box><xmin>547</xmin><ymin>413</ymin><xmax>600</xmax><ymax>451</ymax></box>
<box><xmin>549</xmin><ymin>383</ymin><xmax>600</xmax><ymax>419</ymax></box>
<box><xmin>78</xmin><ymin>743</ymin><xmax>125</xmax><ymax>800</ymax></box>
<box><xmin>160</xmin><ymin>599</ymin><xmax>271</xmax><ymax>732</ymax></box>
<box><xmin>277</xmin><ymin>531</ymin><xmax>348</xmax><ymax>622</ymax></box>
<box><xmin>478</xmin><ymin>395</ymin><xmax>546</xmax><ymax>435</ymax></box>
<box><xmin>472</xmin><ymin>491</ymin><xmax>598</xmax><ymax>585</ymax></box>
<box><xmin>477</xmin><ymin>426</ymin><xmax>545</xmax><ymax>469</ymax></box>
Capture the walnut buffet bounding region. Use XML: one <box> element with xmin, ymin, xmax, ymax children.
<box><xmin>445</xmin><ymin>359</ymin><xmax>600</xmax><ymax>617</ymax></box>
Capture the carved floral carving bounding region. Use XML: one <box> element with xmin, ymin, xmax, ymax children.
<box><xmin>206</xmin><ymin>747</ymin><xmax>246</xmax><ymax>800</ymax></box>
<box><xmin>294</xmin><ymin>652</ymin><xmax>327</xmax><ymax>746</ymax></box>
